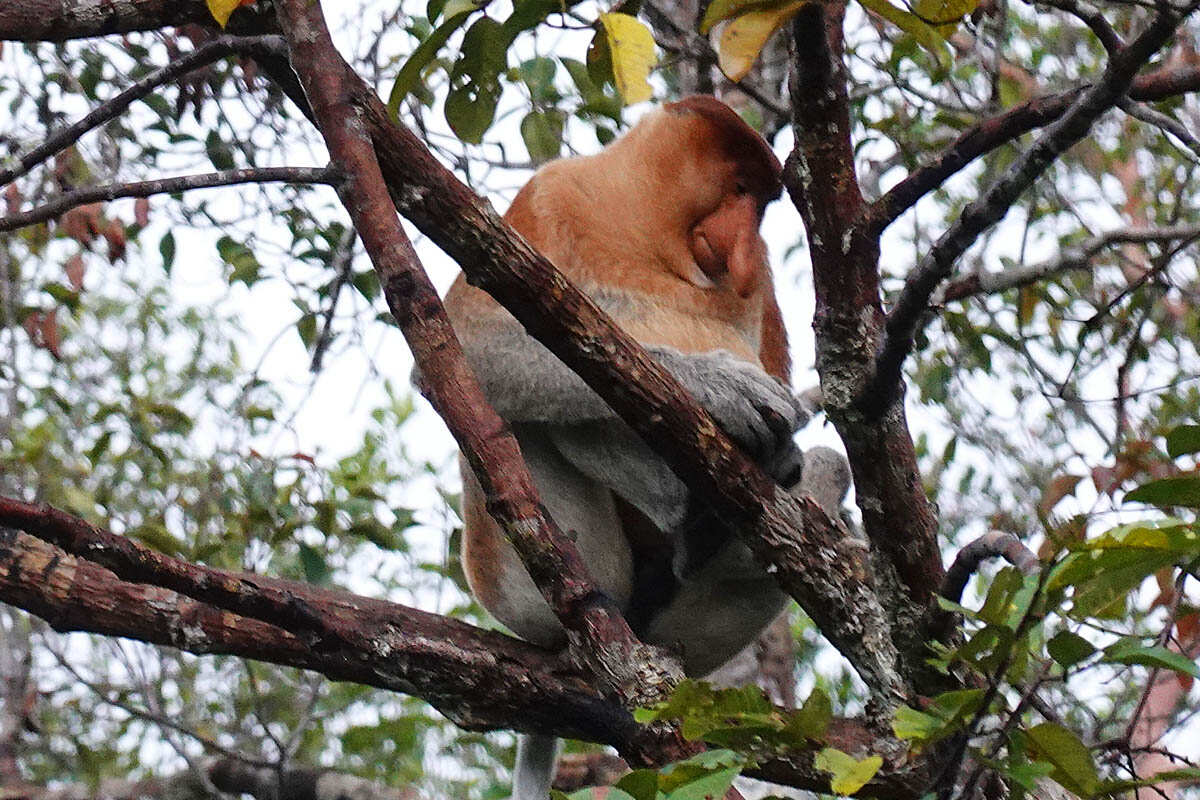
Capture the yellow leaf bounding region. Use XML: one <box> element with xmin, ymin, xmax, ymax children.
<box><xmin>597</xmin><ymin>13</ymin><xmax>656</xmax><ymax>105</ymax></box>
<box><xmin>814</xmin><ymin>747</ymin><xmax>883</xmax><ymax>796</ymax></box>
<box><xmin>911</xmin><ymin>0</ymin><xmax>977</xmax><ymax>30</ymax></box>
<box><xmin>715</xmin><ymin>1</ymin><xmax>807</xmax><ymax>83</ymax></box>
<box><xmin>856</xmin><ymin>0</ymin><xmax>952</xmax><ymax>68</ymax></box>
<box><xmin>207</xmin><ymin>0</ymin><xmax>253</xmax><ymax>28</ymax></box>
<box><xmin>700</xmin><ymin>0</ymin><xmax>784</xmax><ymax>33</ymax></box>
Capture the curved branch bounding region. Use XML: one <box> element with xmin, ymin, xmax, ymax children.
<box><xmin>0</xmin><ymin>167</ymin><xmax>337</xmax><ymax>232</ymax></box>
<box><xmin>940</xmin><ymin>532</ymin><xmax>1040</xmax><ymax>603</ymax></box>
<box><xmin>0</xmin><ymin>520</ymin><xmax>631</xmax><ymax>743</ymax></box>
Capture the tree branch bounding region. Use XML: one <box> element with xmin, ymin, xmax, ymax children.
<box><xmin>0</xmin><ymin>519</ymin><xmax>638</xmax><ymax>743</ymax></box>
<box><xmin>270</xmin><ymin>0</ymin><xmax>693</xmax><ymax>737</ymax></box>
<box><xmin>784</xmin><ymin>0</ymin><xmax>945</xmax><ymax>647</ymax></box>
<box><xmin>0</xmin><ymin>167</ymin><xmax>336</xmax><ymax>232</ymax></box>
<box><xmin>0</xmin><ymin>35</ymin><xmax>282</xmax><ymax>188</ymax></box>
<box><xmin>865</xmin><ymin>64</ymin><xmax>1200</xmax><ymax>234</ymax></box>
<box><xmin>868</xmin><ymin>2</ymin><xmax>1198</xmax><ymax>411</ymax></box>
<box><xmin>941</xmin><ymin>223</ymin><xmax>1200</xmax><ymax>302</ymax></box>
<box><xmin>0</xmin><ymin>503</ymin><xmax>924</xmax><ymax>795</ymax></box>
<box><xmin>940</xmin><ymin>532</ymin><xmax>1040</xmax><ymax>603</ymax></box>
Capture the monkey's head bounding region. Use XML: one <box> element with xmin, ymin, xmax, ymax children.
<box><xmin>617</xmin><ymin>97</ymin><xmax>783</xmax><ymax>299</ymax></box>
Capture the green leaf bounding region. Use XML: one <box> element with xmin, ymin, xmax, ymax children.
<box><xmin>444</xmin><ymin>17</ymin><xmax>508</xmax><ymax>142</ymax></box>
<box><xmin>517</xmin><ymin>56</ymin><xmax>560</xmax><ymax>104</ymax></box>
<box><xmin>504</xmin><ymin>0</ymin><xmax>571</xmax><ymax>40</ymax></box>
<box><xmin>614</xmin><ymin>768</ymin><xmax>659</xmax><ymax>799</ymax></box>
<box><xmin>814</xmin><ymin>748</ymin><xmax>882</xmax><ymax>795</ymax></box>
<box><xmin>786</xmin><ymin>687</ymin><xmax>832</xmax><ymax>741</ymax></box>
<box><xmin>892</xmin><ymin>689</ymin><xmax>985</xmax><ymax>748</ymax></box>
<box><xmin>910</xmin><ymin>0</ymin><xmax>976</xmax><ymax>28</ymax></box>
<box><xmin>561</xmin><ymin>57</ymin><xmax>623</xmax><ymax>121</ymax></box>
<box><xmin>520</xmin><ymin>109</ymin><xmax>564</xmax><ymax>162</ymax></box>
<box><xmin>1167</xmin><ymin>425</ymin><xmax>1200</xmax><ymax>458</ymax></box>
<box><xmin>892</xmin><ymin>706</ymin><xmax>942</xmax><ymax>742</ymax></box>
<box><xmin>1101</xmin><ymin>639</ymin><xmax>1200</xmax><ymax>678</ymax></box>
<box><xmin>41</xmin><ymin>281</ymin><xmax>80</xmax><ymax>309</ymax></box>
<box><xmin>296</xmin><ymin>312</ymin><xmax>318</xmax><ymax>349</ymax></box>
<box><xmin>204</xmin><ymin>129</ymin><xmax>236</xmax><ymax>170</ymax></box>
<box><xmin>1047</xmin><ymin>631</ymin><xmax>1095</xmax><ymax>668</ymax></box>
<box><xmin>595</xmin><ymin>13</ymin><xmax>656</xmax><ymax>104</ymax></box>
<box><xmin>298</xmin><ymin>543</ymin><xmax>332</xmax><ymax>585</ymax></box>
<box><xmin>159</xmin><ymin>231</ymin><xmax>176</xmax><ymax>275</ymax></box>
<box><xmin>1126</xmin><ymin>476</ymin><xmax>1200</xmax><ymax>508</ymax></box>
<box><xmin>387</xmin><ymin>2</ymin><xmax>478</xmax><ymax>118</ymax></box>
<box><xmin>350</xmin><ymin>270</ymin><xmax>380</xmax><ymax>301</ymax></box>
<box><xmin>216</xmin><ymin>235</ymin><xmax>262</xmax><ymax>287</ymax></box>
<box><xmin>855</xmin><ymin>0</ymin><xmax>952</xmax><ymax>68</ymax></box>
<box><xmin>1024</xmin><ymin>722</ymin><xmax>1099</xmax><ymax>797</ymax></box>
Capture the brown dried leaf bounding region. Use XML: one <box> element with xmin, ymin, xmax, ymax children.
<box><xmin>1039</xmin><ymin>474</ymin><xmax>1082</xmax><ymax>516</ymax></box>
<box><xmin>134</xmin><ymin>197</ymin><xmax>150</xmax><ymax>227</ymax></box>
<box><xmin>64</xmin><ymin>254</ymin><xmax>86</xmax><ymax>291</ymax></box>
<box><xmin>4</xmin><ymin>183</ymin><xmax>21</xmax><ymax>214</ymax></box>
<box><xmin>103</xmin><ymin>219</ymin><xmax>127</xmax><ymax>262</ymax></box>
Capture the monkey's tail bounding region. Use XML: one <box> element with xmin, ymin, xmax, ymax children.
<box><xmin>513</xmin><ymin>733</ymin><xmax>559</xmax><ymax>799</ymax></box>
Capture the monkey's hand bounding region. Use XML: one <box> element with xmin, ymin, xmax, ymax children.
<box><xmin>652</xmin><ymin>348</ymin><xmax>808</xmax><ymax>462</ymax></box>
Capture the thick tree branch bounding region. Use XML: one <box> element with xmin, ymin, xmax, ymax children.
<box><xmin>785</xmin><ymin>2</ymin><xmax>944</xmax><ymax>639</ymax></box>
<box><xmin>941</xmin><ymin>223</ymin><xmax>1200</xmax><ymax>301</ymax></box>
<box><xmin>350</xmin><ymin>77</ymin><xmax>906</xmax><ymax>701</ymax></box>
<box><xmin>869</xmin><ymin>3</ymin><xmax>1198</xmax><ymax>411</ymax></box>
<box><xmin>0</xmin><ymin>519</ymin><xmax>634</xmax><ymax>742</ymax></box>
<box><xmin>0</xmin><ymin>504</ymin><xmax>924</xmax><ymax>795</ymax></box>
<box><xmin>0</xmin><ymin>167</ymin><xmax>336</xmax><ymax>232</ymax></box>
<box><xmin>270</xmin><ymin>1</ymin><xmax>693</xmax><ymax>750</ymax></box>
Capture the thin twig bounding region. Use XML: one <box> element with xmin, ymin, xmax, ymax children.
<box><xmin>1034</xmin><ymin>0</ymin><xmax>1125</xmax><ymax>53</ymax></box>
<box><xmin>0</xmin><ymin>35</ymin><xmax>286</xmax><ymax>188</ymax></box>
<box><xmin>309</xmin><ymin>224</ymin><xmax>358</xmax><ymax>373</ymax></box>
<box><xmin>864</xmin><ymin>2</ymin><xmax>1198</xmax><ymax>412</ymax></box>
<box><xmin>0</xmin><ymin>166</ymin><xmax>337</xmax><ymax>232</ymax></box>
<box><xmin>940</xmin><ymin>223</ymin><xmax>1200</xmax><ymax>301</ymax></box>
<box><xmin>1119</xmin><ymin>97</ymin><xmax>1200</xmax><ymax>160</ymax></box>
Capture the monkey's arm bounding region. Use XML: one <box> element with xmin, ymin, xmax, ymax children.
<box><xmin>418</xmin><ymin>309</ymin><xmax>807</xmax><ymax>456</ymax></box>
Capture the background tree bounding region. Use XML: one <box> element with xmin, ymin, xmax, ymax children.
<box><xmin>0</xmin><ymin>0</ymin><xmax>1198</xmax><ymax>797</ymax></box>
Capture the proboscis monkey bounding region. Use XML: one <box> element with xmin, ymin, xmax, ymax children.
<box><xmin>424</xmin><ymin>96</ymin><xmax>851</xmax><ymax>799</ymax></box>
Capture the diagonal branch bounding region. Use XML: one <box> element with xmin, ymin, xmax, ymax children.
<box><xmin>0</xmin><ymin>0</ymin><xmax>909</xmax><ymax>702</ymax></box>
<box><xmin>865</xmin><ymin>64</ymin><xmax>1200</xmax><ymax>234</ymax></box>
<box><xmin>867</xmin><ymin>2</ymin><xmax>1198</xmax><ymax>410</ymax></box>
<box><xmin>0</xmin><ymin>167</ymin><xmax>336</xmax><ymax>232</ymax></box>
<box><xmin>269</xmin><ymin>0</ymin><xmax>695</xmax><ymax>738</ymax></box>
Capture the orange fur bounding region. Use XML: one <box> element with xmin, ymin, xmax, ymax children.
<box><xmin>448</xmin><ymin>96</ymin><xmax>789</xmax><ymax>650</ymax></box>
